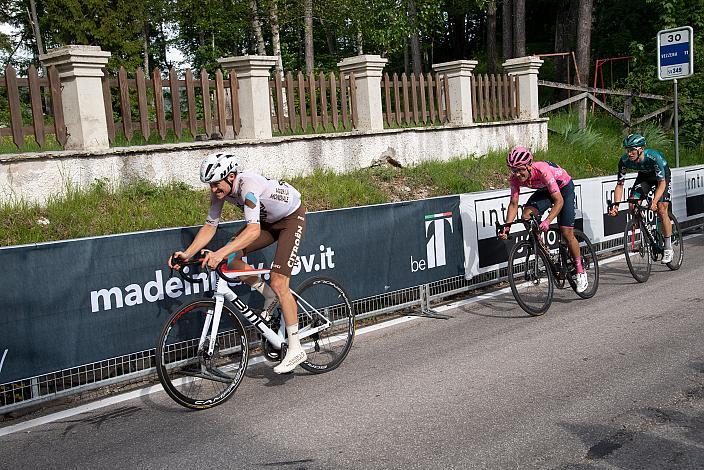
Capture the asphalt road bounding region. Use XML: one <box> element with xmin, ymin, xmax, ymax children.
<box><xmin>1</xmin><ymin>233</ymin><xmax>703</xmax><ymax>470</ymax></box>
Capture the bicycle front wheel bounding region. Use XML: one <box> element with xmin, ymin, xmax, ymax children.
<box><xmin>568</xmin><ymin>230</ymin><xmax>599</xmax><ymax>299</ymax></box>
<box><xmin>624</xmin><ymin>217</ymin><xmax>651</xmax><ymax>283</ymax></box>
<box><xmin>507</xmin><ymin>241</ymin><xmax>554</xmax><ymax>316</ymax></box>
<box><xmin>295</xmin><ymin>276</ymin><xmax>355</xmax><ymax>374</ymax></box>
<box><xmin>156</xmin><ymin>299</ymin><xmax>249</xmax><ymax>409</ymax></box>
<box><xmin>666</xmin><ymin>213</ymin><xmax>684</xmax><ymax>270</ymax></box>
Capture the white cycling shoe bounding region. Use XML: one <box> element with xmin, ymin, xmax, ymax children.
<box><xmin>273</xmin><ymin>348</ymin><xmax>307</xmax><ymax>374</ymax></box>
<box><xmin>575</xmin><ymin>272</ymin><xmax>588</xmax><ymax>293</ymax></box>
<box><xmin>661</xmin><ymin>249</ymin><xmax>674</xmax><ymax>264</ymax></box>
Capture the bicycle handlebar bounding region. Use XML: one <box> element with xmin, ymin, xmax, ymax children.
<box><xmin>495</xmin><ymin>214</ymin><xmax>540</xmax><ymax>239</ymax></box>
<box><xmin>606</xmin><ymin>198</ymin><xmax>649</xmax><ymax>210</ymax></box>
<box><xmin>169</xmin><ymin>252</ymin><xmax>228</xmax><ymax>283</ymax></box>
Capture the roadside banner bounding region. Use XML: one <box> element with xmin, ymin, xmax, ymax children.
<box><xmin>0</xmin><ymin>197</ymin><xmax>463</xmax><ymax>383</ymax></box>
<box><xmin>461</xmin><ymin>165</ymin><xmax>704</xmax><ymax>280</ymax></box>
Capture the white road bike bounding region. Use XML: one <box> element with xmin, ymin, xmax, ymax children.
<box><xmin>156</xmin><ymin>255</ymin><xmax>355</xmax><ymax>409</ymax></box>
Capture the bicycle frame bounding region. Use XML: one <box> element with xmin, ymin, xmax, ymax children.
<box><xmin>616</xmin><ymin>198</ymin><xmax>665</xmax><ymax>256</ymax></box>
<box><xmin>201</xmin><ymin>269</ymin><xmax>332</xmax><ymax>357</ymax></box>
<box><xmin>503</xmin><ymin>217</ymin><xmax>570</xmax><ymax>281</ymax></box>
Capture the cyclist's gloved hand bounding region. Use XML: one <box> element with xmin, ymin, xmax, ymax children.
<box><xmin>539</xmin><ymin>219</ymin><xmax>551</xmax><ymax>232</ymax></box>
<box><xmin>168</xmin><ymin>251</ymin><xmax>188</xmax><ymax>269</ymax></box>
<box><xmin>608</xmin><ymin>205</ymin><xmax>618</xmax><ymax>217</ymax></box>
<box><xmin>498</xmin><ymin>224</ymin><xmax>510</xmax><ymax>239</ymax></box>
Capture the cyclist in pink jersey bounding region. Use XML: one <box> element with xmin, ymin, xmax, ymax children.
<box><xmin>498</xmin><ymin>146</ymin><xmax>588</xmax><ymax>293</ymax></box>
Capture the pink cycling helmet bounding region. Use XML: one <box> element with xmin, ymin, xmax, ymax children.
<box><xmin>506</xmin><ymin>146</ymin><xmax>533</xmax><ymax>168</ymax></box>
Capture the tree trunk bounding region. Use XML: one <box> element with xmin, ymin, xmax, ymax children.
<box><xmin>304</xmin><ymin>0</ymin><xmax>314</xmax><ymax>73</ymax></box>
<box><xmin>513</xmin><ymin>0</ymin><xmax>525</xmax><ymax>57</ymax></box>
<box><xmin>270</xmin><ymin>0</ymin><xmax>283</xmax><ymax>77</ymax></box>
<box><xmin>250</xmin><ymin>0</ymin><xmax>266</xmax><ymax>55</ymax></box>
<box><xmin>576</xmin><ymin>0</ymin><xmax>593</xmax><ymax>129</ymax></box>
<box><xmin>323</xmin><ymin>21</ymin><xmax>337</xmax><ymax>56</ymax></box>
<box><xmin>502</xmin><ymin>0</ymin><xmax>513</xmax><ymax>60</ymax></box>
<box><xmin>487</xmin><ymin>0</ymin><xmax>497</xmax><ymax>73</ymax></box>
<box><xmin>356</xmin><ymin>26</ymin><xmax>363</xmax><ymax>55</ymax></box>
<box><xmin>407</xmin><ymin>0</ymin><xmax>423</xmax><ymax>75</ymax></box>
<box><xmin>575</xmin><ymin>0</ymin><xmax>593</xmax><ymax>86</ymax></box>
<box><xmin>554</xmin><ymin>0</ymin><xmax>577</xmax><ymax>85</ymax></box>
<box><xmin>28</xmin><ymin>0</ymin><xmax>44</xmax><ymax>57</ymax></box>
<box><xmin>143</xmin><ymin>22</ymin><xmax>149</xmax><ymax>72</ymax></box>
<box><xmin>449</xmin><ymin>13</ymin><xmax>466</xmax><ymax>60</ymax></box>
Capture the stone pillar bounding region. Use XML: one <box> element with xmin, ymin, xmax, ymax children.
<box><xmin>501</xmin><ymin>56</ymin><xmax>544</xmax><ymax>119</ymax></box>
<box><xmin>39</xmin><ymin>45</ymin><xmax>111</xmax><ymax>151</ymax></box>
<box><xmin>218</xmin><ymin>55</ymin><xmax>277</xmax><ymax>140</ymax></box>
<box><xmin>337</xmin><ymin>55</ymin><xmax>388</xmax><ymax>131</ymax></box>
<box><xmin>432</xmin><ymin>60</ymin><xmax>478</xmax><ymax>125</ymax></box>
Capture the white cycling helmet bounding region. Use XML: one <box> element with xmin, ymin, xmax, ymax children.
<box><xmin>199</xmin><ymin>152</ymin><xmax>240</xmax><ymax>183</ymax></box>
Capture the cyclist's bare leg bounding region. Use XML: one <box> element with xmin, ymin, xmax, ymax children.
<box><xmin>657</xmin><ymin>201</ymin><xmax>672</xmax><ymax>238</ymax></box>
<box><xmin>271</xmin><ymin>271</ymin><xmax>307</xmax><ymax>373</ymax></box>
<box><xmin>560</xmin><ymin>226</ymin><xmax>583</xmax><ymax>273</ymax></box>
<box><xmin>270</xmin><ymin>272</ymin><xmax>296</xmax><ymax>326</ymax></box>
<box><xmin>226</xmin><ymin>253</ymin><xmax>260</xmax><ymax>287</ymax></box>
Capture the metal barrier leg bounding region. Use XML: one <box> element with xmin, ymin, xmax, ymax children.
<box><xmin>407</xmin><ymin>284</ymin><xmax>452</xmax><ymax>320</ymax></box>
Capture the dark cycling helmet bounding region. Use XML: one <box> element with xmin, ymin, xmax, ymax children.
<box><xmin>200</xmin><ymin>152</ymin><xmax>240</xmax><ymax>183</ymax></box>
<box><xmin>623</xmin><ymin>133</ymin><xmax>646</xmax><ymax>148</ymax></box>
<box><xmin>507</xmin><ymin>146</ymin><xmax>533</xmax><ymax>168</ymax></box>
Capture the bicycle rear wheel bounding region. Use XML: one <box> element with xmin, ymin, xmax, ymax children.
<box><xmin>666</xmin><ymin>213</ymin><xmax>684</xmax><ymax>270</ymax></box>
<box><xmin>565</xmin><ymin>230</ymin><xmax>599</xmax><ymax>299</ymax></box>
<box><xmin>507</xmin><ymin>241</ymin><xmax>554</xmax><ymax>316</ymax></box>
<box><xmin>156</xmin><ymin>299</ymin><xmax>249</xmax><ymax>409</ymax></box>
<box><xmin>295</xmin><ymin>276</ymin><xmax>355</xmax><ymax>373</ymax></box>
<box><xmin>624</xmin><ymin>217</ymin><xmax>651</xmax><ymax>283</ymax></box>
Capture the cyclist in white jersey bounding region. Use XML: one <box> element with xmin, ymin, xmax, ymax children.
<box><xmin>169</xmin><ymin>152</ymin><xmax>308</xmax><ymax>374</ymax></box>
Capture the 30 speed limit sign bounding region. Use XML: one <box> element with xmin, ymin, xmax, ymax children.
<box><xmin>657</xmin><ymin>26</ymin><xmax>694</xmax><ymax>81</ymax></box>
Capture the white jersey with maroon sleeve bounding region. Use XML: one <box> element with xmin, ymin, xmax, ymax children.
<box><xmin>205</xmin><ymin>171</ymin><xmax>301</xmax><ymax>226</ymax></box>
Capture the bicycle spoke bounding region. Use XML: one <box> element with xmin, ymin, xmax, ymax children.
<box><xmin>508</xmin><ymin>241</ymin><xmax>553</xmax><ymax>315</ymax></box>
<box><xmin>157</xmin><ymin>300</ymin><xmax>248</xmax><ymax>409</ymax></box>
<box><xmin>295</xmin><ymin>277</ymin><xmax>355</xmax><ymax>373</ymax></box>
<box><xmin>624</xmin><ymin>218</ymin><xmax>651</xmax><ymax>283</ymax></box>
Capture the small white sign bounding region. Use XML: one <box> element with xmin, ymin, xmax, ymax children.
<box><xmin>657</xmin><ymin>26</ymin><xmax>694</xmax><ymax>80</ymax></box>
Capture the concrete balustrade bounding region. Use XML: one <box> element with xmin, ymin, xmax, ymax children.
<box><xmin>501</xmin><ymin>56</ymin><xmax>544</xmax><ymax>119</ymax></box>
<box><xmin>218</xmin><ymin>55</ymin><xmax>278</xmax><ymax>140</ymax></box>
<box><xmin>337</xmin><ymin>55</ymin><xmax>388</xmax><ymax>131</ymax></box>
<box><xmin>39</xmin><ymin>45</ymin><xmax>111</xmax><ymax>151</ymax></box>
<box><xmin>432</xmin><ymin>60</ymin><xmax>479</xmax><ymax>125</ymax></box>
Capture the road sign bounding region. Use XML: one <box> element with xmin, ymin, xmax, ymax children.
<box><xmin>657</xmin><ymin>26</ymin><xmax>694</xmax><ymax>81</ymax></box>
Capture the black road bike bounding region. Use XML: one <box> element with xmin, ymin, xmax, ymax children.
<box><xmin>496</xmin><ymin>216</ymin><xmax>599</xmax><ymax>316</ymax></box>
<box><xmin>608</xmin><ymin>198</ymin><xmax>684</xmax><ymax>283</ymax></box>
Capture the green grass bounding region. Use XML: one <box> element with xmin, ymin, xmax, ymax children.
<box><xmin>2</xmin><ymin>111</ymin><xmax>704</xmax><ymax>247</ymax></box>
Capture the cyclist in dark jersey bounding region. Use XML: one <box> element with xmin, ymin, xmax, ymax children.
<box><xmin>607</xmin><ymin>133</ymin><xmax>674</xmax><ymax>264</ymax></box>
<box><xmin>499</xmin><ymin>146</ymin><xmax>588</xmax><ymax>293</ymax></box>
<box><xmin>169</xmin><ymin>152</ymin><xmax>308</xmax><ymax>374</ymax></box>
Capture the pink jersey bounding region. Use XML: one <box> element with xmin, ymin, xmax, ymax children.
<box><xmin>509</xmin><ymin>161</ymin><xmax>572</xmax><ymax>199</ymax></box>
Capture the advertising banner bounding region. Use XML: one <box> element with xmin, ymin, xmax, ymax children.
<box><xmin>0</xmin><ymin>196</ymin><xmax>463</xmax><ymax>383</ymax></box>
<box><xmin>684</xmin><ymin>167</ymin><xmax>704</xmax><ymax>218</ymax></box>
<box><xmin>461</xmin><ymin>165</ymin><xmax>704</xmax><ymax>280</ymax></box>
